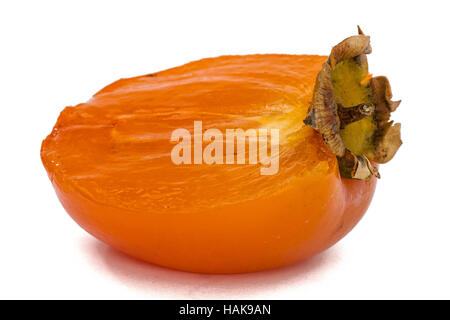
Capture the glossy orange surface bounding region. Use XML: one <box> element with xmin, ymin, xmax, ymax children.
<box><xmin>41</xmin><ymin>54</ymin><xmax>377</xmax><ymax>273</ymax></box>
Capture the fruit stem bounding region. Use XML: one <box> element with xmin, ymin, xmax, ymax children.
<box><xmin>337</xmin><ymin>103</ymin><xmax>374</xmax><ymax>129</ymax></box>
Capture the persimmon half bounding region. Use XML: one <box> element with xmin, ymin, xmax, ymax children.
<box><xmin>41</xmin><ymin>28</ymin><xmax>401</xmax><ymax>273</ymax></box>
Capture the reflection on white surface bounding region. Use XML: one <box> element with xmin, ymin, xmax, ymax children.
<box><xmin>82</xmin><ymin>237</ymin><xmax>339</xmax><ymax>299</ymax></box>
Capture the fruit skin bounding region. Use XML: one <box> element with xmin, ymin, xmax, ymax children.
<box><xmin>41</xmin><ymin>54</ymin><xmax>377</xmax><ymax>273</ymax></box>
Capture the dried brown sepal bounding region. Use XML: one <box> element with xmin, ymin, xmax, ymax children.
<box><xmin>366</xmin><ymin>76</ymin><xmax>403</xmax><ymax>163</ymax></box>
<box><xmin>329</xmin><ymin>34</ymin><xmax>372</xmax><ymax>69</ymax></box>
<box><xmin>304</xmin><ymin>27</ymin><xmax>402</xmax><ymax>180</ymax></box>
<box><xmin>357</xmin><ymin>25</ymin><xmax>364</xmax><ymax>35</ymax></box>
<box><xmin>368</xmin><ymin>122</ymin><xmax>402</xmax><ymax>163</ymax></box>
<box><xmin>305</xmin><ymin>62</ymin><xmax>346</xmax><ymax>157</ymax></box>
<box><xmin>370</xmin><ymin>76</ymin><xmax>402</xmax><ymax>122</ymax></box>
<box><xmin>338</xmin><ymin>150</ymin><xmax>380</xmax><ymax>181</ymax></box>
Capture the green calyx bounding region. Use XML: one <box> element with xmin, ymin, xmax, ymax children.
<box><xmin>304</xmin><ymin>26</ymin><xmax>402</xmax><ymax>180</ymax></box>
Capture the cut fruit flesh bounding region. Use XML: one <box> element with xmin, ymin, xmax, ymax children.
<box><xmin>41</xmin><ymin>54</ymin><xmax>335</xmax><ymax>212</ymax></box>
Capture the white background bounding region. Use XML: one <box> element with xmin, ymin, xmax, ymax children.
<box><xmin>1</xmin><ymin>0</ymin><xmax>449</xmax><ymax>299</ymax></box>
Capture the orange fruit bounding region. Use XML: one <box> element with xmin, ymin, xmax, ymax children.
<box><xmin>41</xmin><ymin>28</ymin><xmax>400</xmax><ymax>273</ymax></box>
